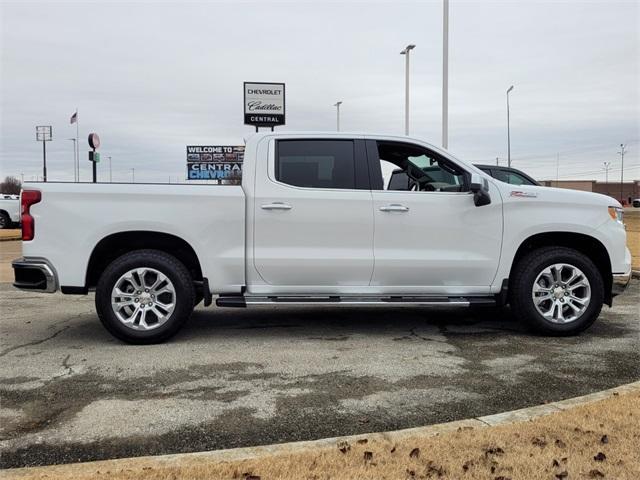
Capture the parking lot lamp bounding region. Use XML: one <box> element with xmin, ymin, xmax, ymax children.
<box><xmin>506</xmin><ymin>85</ymin><xmax>514</xmax><ymax>167</ymax></box>
<box><xmin>334</xmin><ymin>101</ymin><xmax>342</xmax><ymax>131</ymax></box>
<box><xmin>400</xmin><ymin>44</ymin><xmax>416</xmax><ymax>135</ymax></box>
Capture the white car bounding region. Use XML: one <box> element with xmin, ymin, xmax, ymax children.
<box><xmin>0</xmin><ymin>194</ymin><xmax>20</xmax><ymax>229</ymax></box>
<box><xmin>12</xmin><ymin>132</ymin><xmax>632</xmax><ymax>343</ymax></box>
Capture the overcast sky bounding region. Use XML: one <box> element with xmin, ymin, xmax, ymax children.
<box><xmin>1</xmin><ymin>0</ymin><xmax>638</xmax><ymax>183</ymax></box>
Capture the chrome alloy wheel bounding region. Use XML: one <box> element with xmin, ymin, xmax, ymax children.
<box><xmin>111</xmin><ymin>268</ymin><xmax>176</xmax><ymax>331</ymax></box>
<box><xmin>531</xmin><ymin>263</ymin><xmax>591</xmax><ymax>324</ymax></box>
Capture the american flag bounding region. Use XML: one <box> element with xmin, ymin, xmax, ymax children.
<box><xmin>70</xmin><ymin>111</ymin><xmax>78</xmax><ymax>124</ymax></box>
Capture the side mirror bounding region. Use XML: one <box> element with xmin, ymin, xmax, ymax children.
<box><xmin>469</xmin><ymin>174</ymin><xmax>491</xmax><ymax>207</ymax></box>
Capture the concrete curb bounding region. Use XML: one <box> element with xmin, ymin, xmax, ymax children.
<box><xmin>632</xmin><ymin>269</ymin><xmax>640</xmax><ymax>279</ymax></box>
<box><xmin>0</xmin><ymin>236</ymin><xmax>20</xmax><ymax>242</ymax></box>
<box><xmin>5</xmin><ymin>380</ymin><xmax>640</xmax><ymax>478</ymax></box>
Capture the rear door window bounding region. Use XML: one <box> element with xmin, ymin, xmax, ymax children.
<box><xmin>276</xmin><ymin>140</ymin><xmax>356</xmax><ymax>189</ymax></box>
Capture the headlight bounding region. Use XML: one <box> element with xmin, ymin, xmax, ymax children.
<box><xmin>608</xmin><ymin>206</ymin><xmax>624</xmax><ymax>223</ymax></box>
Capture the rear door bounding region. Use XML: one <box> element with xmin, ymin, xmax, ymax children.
<box><xmin>367</xmin><ymin>139</ymin><xmax>503</xmax><ymax>294</ymax></box>
<box><xmin>252</xmin><ymin>137</ymin><xmax>374</xmax><ymax>288</ymax></box>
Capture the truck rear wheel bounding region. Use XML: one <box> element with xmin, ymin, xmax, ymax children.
<box><xmin>510</xmin><ymin>247</ymin><xmax>604</xmax><ymax>336</ymax></box>
<box><xmin>95</xmin><ymin>249</ymin><xmax>195</xmax><ymax>344</ymax></box>
<box><xmin>0</xmin><ymin>212</ymin><xmax>10</xmax><ymax>229</ymax></box>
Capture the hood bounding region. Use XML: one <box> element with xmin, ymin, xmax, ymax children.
<box><xmin>494</xmin><ymin>182</ymin><xmax>622</xmax><ymax>209</ymax></box>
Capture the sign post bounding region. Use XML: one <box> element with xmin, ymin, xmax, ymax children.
<box><xmin>36</xmin><ymin>126</ymin><xmax>52</xmax><ymax>182</ymax></box>
<box><xmin>88</xmin><ymin>133</ymin><xmax>101</xmax><ymax>183</ymax></box>
<box><xmin>243</xmin><ymin>82</ymin><xmax>285</xmax><ymax>131</ymax></box>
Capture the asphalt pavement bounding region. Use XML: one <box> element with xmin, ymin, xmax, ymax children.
<box><xmin>0</xmin><ymin>278</ymin><xmax>638</xmax><ymax>468</ymax></box>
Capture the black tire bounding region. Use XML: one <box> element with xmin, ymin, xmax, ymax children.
<box><xmin>0</xmin><ymin>212</ymin><xmax>10</xmax><ymax>229</ymax></box>
<box><xmin>510</xmin><ymin>247</ymin><xmax>604</xmax><ymax>336</ymax></box>
<box><xmin>95</xmin><ymin>249</ymin><xmax>195</xmax><ymax>344</ymax></box>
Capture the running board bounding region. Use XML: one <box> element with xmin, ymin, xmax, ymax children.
<box><xmin>215</xmin><ymin>295</ymin><xmax>496</xmax><ymax>308</ymax></box>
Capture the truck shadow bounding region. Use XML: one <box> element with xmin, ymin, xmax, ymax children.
<box><xmin>178</xmin><ymin>304</ymin><xmax>528</xmax><ymax>340</ymax></box>
<box><xmin>62</xmin><ymin>296</ymin><xmax>635</xmax><ymax>345</ymax></box>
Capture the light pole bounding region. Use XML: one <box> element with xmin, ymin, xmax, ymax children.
<box><xmin>400</xmin><ymin>44</ymin><xmax>416</xmax><ymax>136</ymax></box>
<box><xmin>334</xmin><ymin>101</ymin><xmax>342</xmax><ymax>132</ymax></box>
<box><xmin>442</xmin><ymin>0</ymin><xmax>449</xmax><ymax>148</ymax></box>
<box><xmin>68</xmin><ymin>138</ymin><xmax>77</xmax><ymax>182</ymax></box>
<box><xmin>603</xmin><ymin>161</ymin><xmax>611</xmax><ymax>183</ymax></box>
<box><xmin>618</xmin><ymin>144</ymin><xmax>626</xmax><ymax>204</ymax></box>
<box><xmin>506</xmin><ymin>85</ymin><xmax>514</xmax><ymax>167</ymax></box>
<box><xmin>36</xmin><ymin>126</ymin><xmax>52</xmax><ymax>182</ymax></box>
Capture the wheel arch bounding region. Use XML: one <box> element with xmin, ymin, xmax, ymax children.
<box><xmin>509</xmin><ymin>231</ymin><xmax>613</xmax><ymax>305</ymax></box>
<box><xmin>86</xmin><ymin>231</ymin><xmax>203</xmax><ymax>289</ymax></box>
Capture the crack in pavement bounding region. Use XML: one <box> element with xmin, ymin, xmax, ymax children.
<box><xmin>0</xmin><ymin>308</ymin><xmax>94</xmax><ymax>359</ymax></box>
<box><xmin>0</xmin><ymin>325</ymin><xmax>71</xmax><ymax>358</ymax></box>
<box><xmin>61</xmin><ymin>354</ymin><xmax>73</xmax><ymax>376</ymax></box>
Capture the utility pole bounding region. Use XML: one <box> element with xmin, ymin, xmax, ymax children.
<box><xmin>506</xmin><ymin>85</ymin><xmax>514</xmax><ymax>167</ymax></box>
<box><xmin>618</xmin><ymin>144</ymin><xmax>626</xmax><ymax>204</ymax></box>
<box><xmin>334</xmin><ymin>101</ymin><xmax>342</xmax><ymax>131</ymax></box>
<box><xmin>442</xmin><ymin>0</ymin><xmax>449</xmax><ymax>148</ymax></box>
<box><xmin>556</xmin><ymin>153</ymin><xmax>560</xmax><ymax>182</ymax></box>
<box><xmin>108</xmin><ymin>156</ymin><xmax>112</xmax><ymax>182</ymax></box>
<box><xmin>400</xmin><ymin>44</ymin><xmax>416</xmax><ymax>135</ymax></box>
<box><xmin>495</xmin><ymin>157</ymin><xmax>499</xmax><ymax>166</ymax></box>
<box><xmin>603</xmin><ymin>161</ymin><xmax>611</xmax><ymax>183</ymax></box>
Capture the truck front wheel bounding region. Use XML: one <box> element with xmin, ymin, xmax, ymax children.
<box><xmin>95</xmin><ymin>249</ymin><xmax>195</xmax><ymax>344</ymax></box>
<box><xmin>510</xmin><ymin>247</ymin><xmax>604</xmax><ymax>335</ymax></box>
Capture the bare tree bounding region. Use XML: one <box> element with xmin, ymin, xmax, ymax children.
<box><xmin>0</xmin><ymin>176</ymin><xmax>22</xmax><ymax>195</ymax></box>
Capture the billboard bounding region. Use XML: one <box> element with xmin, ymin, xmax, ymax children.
<box><xmin>244</xmin><ymin>82</ymin><xmax>285</xmax><ymax>127</ymax></box>
<box><xmin>186</xmin><ymin>145</ymin><xmax>244</xmax><ymax>182</ymax></box>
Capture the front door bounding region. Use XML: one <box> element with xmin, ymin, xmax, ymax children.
<box><xmin>367</xmin><ymin>139</ymin><xmax>503</xmax><ymax>294</ymax></box>
<box><xmin>253</xmin><ymin>138</ymin><xmax>374</xmax><ymax>289</ymax></box>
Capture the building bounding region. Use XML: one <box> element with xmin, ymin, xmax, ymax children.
<box><xmin>540</xmin><ymin>180</ymin><xmax>595</xmax><ymax>192</ymax></box>
<box><xmin>540</xmin><ymin>180</ymin><xmax>640</xmax><ymax>205</ymax></box>
<box><xmin>594</xmin><ymin>181</ymin><xmax>639</xmax><ymax>205</ymax></box>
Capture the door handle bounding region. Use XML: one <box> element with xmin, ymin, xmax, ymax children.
<box><xmin>379</xmin><ymin>204</ymin><xmax>409</xmax><ymax>212</ymax></box>
<box><xmin>261</xmin><ymin>202</ymin><xmax>292</xmax><ymax>211</ymax></box>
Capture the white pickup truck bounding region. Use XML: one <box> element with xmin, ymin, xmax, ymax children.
<box><xmin>0</xmin><ymin>194</ymin><xmax>20</xmax><ymax>229</ymax></box>
<box><xmin>13</xmin><ymin>133</ymin><xmax>632</xmax><ymax>343</ymax></box>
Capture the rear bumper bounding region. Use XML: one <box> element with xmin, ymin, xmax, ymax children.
<box><xmin>12</xmin><ymin>257</ymin><xmax>58</xmax><ymax>293</ymax></box>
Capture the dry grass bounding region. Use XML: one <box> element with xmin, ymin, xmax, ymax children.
<box><xmin>0</xmin><ymin>238</ymin><xmax>21</xmax><ymax>283</ymax></box>
<box><xmin>6</xmin><ymin>390</ymin><xmax>640</xmax><ymax>480</ymax></box>
<box><xmin>625</xmin><ymin>209</ymin><xmax>640</xmax><ymax>269</ymax></box>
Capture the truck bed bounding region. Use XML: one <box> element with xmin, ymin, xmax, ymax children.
<box><xmin>21</xmin><ymin>182</ymin><xmax>246</xmax><ymax>292</ymax></box>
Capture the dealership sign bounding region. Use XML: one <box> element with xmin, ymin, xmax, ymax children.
<box><xmin>186</xmin><ymin>145</ymin><xmax>244</xmax><ymax>181</ymax></box>
<box><xmin>244</xmin><ymin>82</ymin><xmax>285</xmax><ymax>127</ymax></box>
